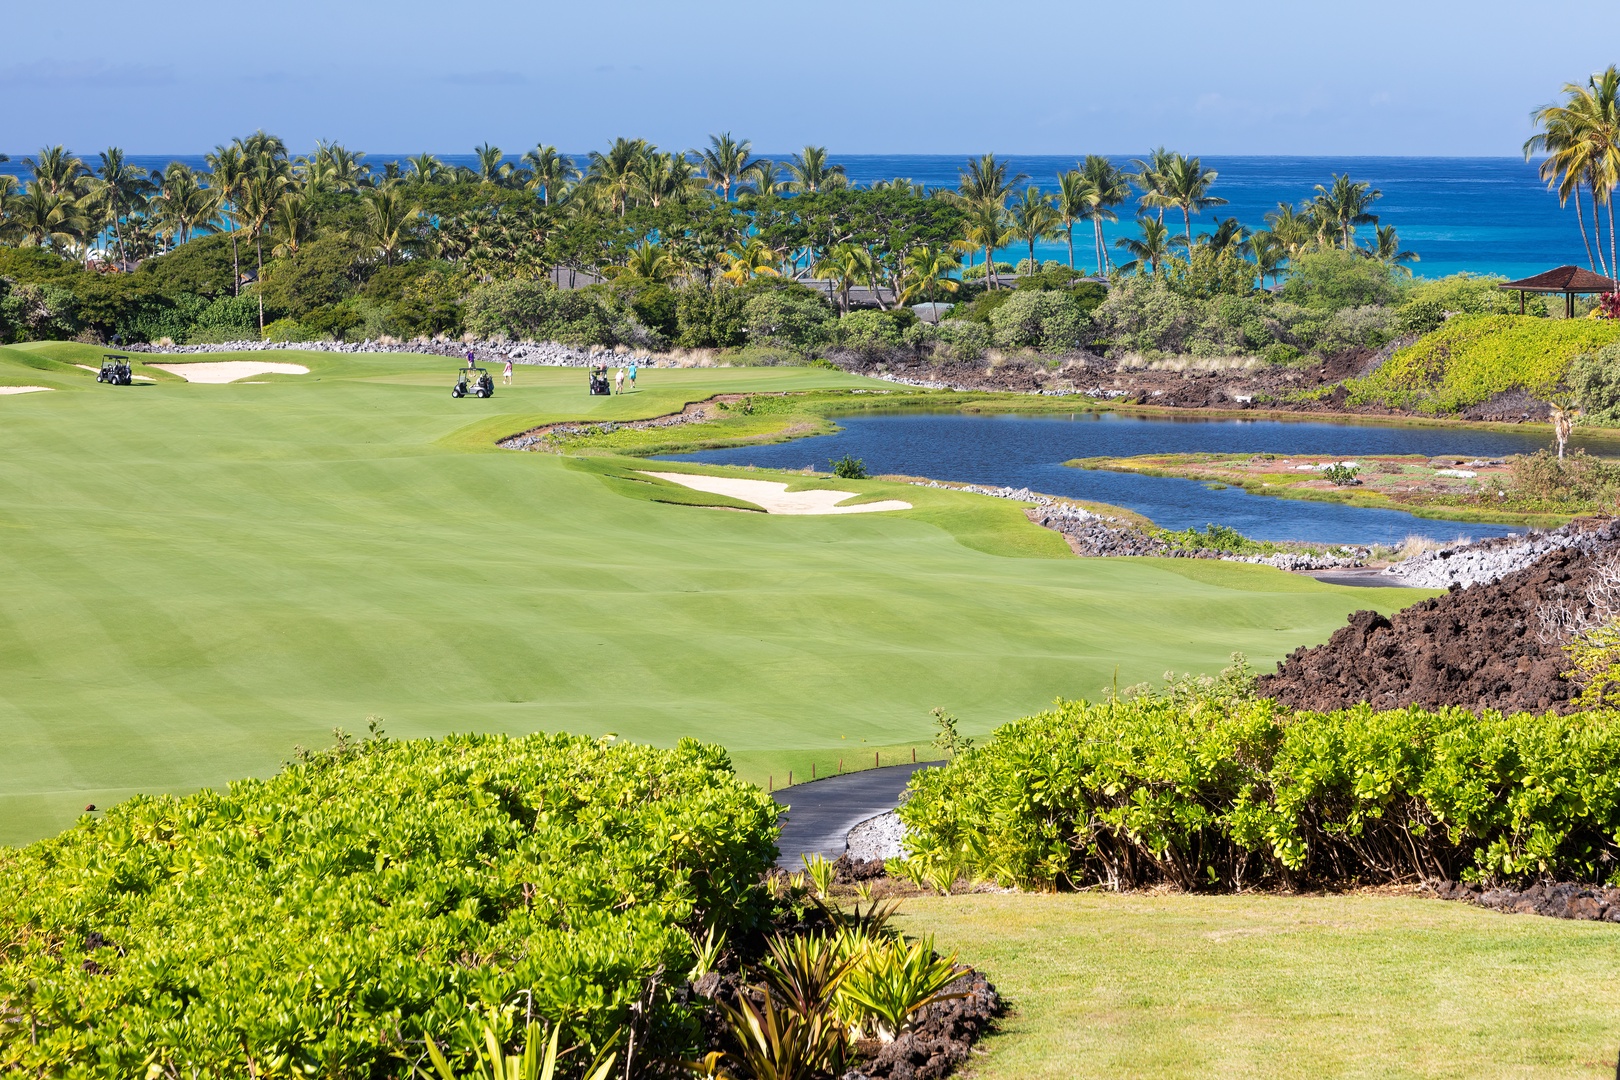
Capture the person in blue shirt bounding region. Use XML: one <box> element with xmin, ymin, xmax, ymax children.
<box><xmin>628</xmin><ymin>362</ymin><xmax>638</xmax><ymax>390</ymax></box>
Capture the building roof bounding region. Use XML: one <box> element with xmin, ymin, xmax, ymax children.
<box><xmin>1498</xmin><ymin>265</ymin><xmax>1620</xmax><ymax>293</ymax></box>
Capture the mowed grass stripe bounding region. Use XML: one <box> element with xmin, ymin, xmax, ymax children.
<box><xmin>0</xmin><ymin>346</ymin><xmax>1424</xmax><ymax>843</ymax></box>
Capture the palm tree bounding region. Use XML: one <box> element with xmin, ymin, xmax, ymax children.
<box><xmin>90</xmin><ymin>148</ymin><xmax>150</xmax><ymax>265</ymax></box>
<box><xmin>521</xmin><ymin>145</ymin><xmax>574</xmax><ymax>205</ymax></box>
<box><xmin>961</xmin><ymin>203</ymin><xmax>1012</xmax><ymax>289</ymax></box>
<box><xmin>1114</xmin><ymin>217</ymin><xmax>1174</xmax><ymax>275</ymax></box>
<box><xmin>1312</xmin><ymin>174</ymin><xmax>1382</xmax><ymax>250</ymax></box>
<box><xmin>898</xmin><ymin>244</ymin><xmax>961</xmax><ymax>305</ymax></box>
<box><xmin>1081</xmin><ymin>155</ymin><xmax>1131</xmax><ymax>276</ymax></box>
<box><xmin>813</xmin><ymin>243</ymin><xmax>874</xmax><ymax>313</ymax></box>
<box><xmin>608</xmin><ymin>241</ymin><xmax>679</xmax><ymax>284</ymax></box>
<box><xmin>1006</xmin><ymin>186</ymin><xmax>1061</xmax><ymax>275</ymax></box>
<box><xmin>1373</xmin><ymin>224</ymin><xmax>1419</xmax><ymax>275</ymax></box>
<box><xmin>150</xmin><ymin>163</ymin><xmax>218</xmax><ymax>250</ymax></box>
<box><xmin>699</xmin><ymin>133</ymin><xmax>754</xmax><ymax>201</ymax></box>
<box><xmin>1547</xmin><ymin>391</ymin><xmax>1580</xmax><ymax>460</ymax></box>
<box><xmin>204</xmin><ymin>143</ymin><xmax>250</xmax><ymax>294</ymax></box>
<box><xmin>238</xmin><ymin>157</ymin><xmax>292</xmax><ymax>332</ymax></box>
<box><xmin>1247</xmin><ymin>231</ymin><xmax>1286</xmax><ymax>286</ymax></box>
<box><xmin>635</xmin><ymin>151</ymin><xmax>701</xmax><ymax>209</ymax></box>
<box><xmin>354</xmin><ymin>183</ymin><xmax>419</xmax><ymax>266</ymax></box>
<box><xmin>955</xmin><ymin>153</ymin><xmax>1026</xmax><ymax>209</ymax></box>
<box><xmin>1129</xmin><ymin>147</ymin><xmax>1176</xmax><ymax>224</ymax></box>
<box><xmin>785</xmin><ymin>146</ymin><xmax>847</xmax><ymax>193</ymax></box>
<box><xmin>405</xmin><ymin>153</ymin><xmax>445</xmax><ymax>186</ymax></box>
<box><xmin>13</xmin><ymin>181</ymin><xmax>85</xmax><ymax>251</ymax></box>
<box><xmin>586</xmin><ymin>137</ymin><xmax>653</xmax><ymax>216</ymax></box>
<box><xmin>25</xmin><ymin>146</ymin><xmax>89</xmax><ymax>197</ymax></box>
<box><xmin>0</xmin><ymin>175</ymin><xmax>20</xmax><ymax>245</ymax></box>
<box><xmin>1527</xmin><ymin>66</ymin><xmax>1620</xmax><ymax>285</ymax></box>
<box><xmin>1150</xmin><ymin>154</ymin><xmax>1227</xmax><ymax>251</ymax></box>
<box><xmin>473</xmin><ymin>143</ymin><xmax>512</xmax><ymax>187</ymax></box>
<box><xmin>270</xmin><ymin>191</ymin><xmax>317</xmax><ymax>260</ymax></box>
<box><xmin>1053</xmin><ymin>169</ymin><xmax>1098</xmax><ymax>272</ymax></box>
<box><xmin>1199</xmin><ymin>217</ymin><xmax>1248</xmax><ymax>256</ymax></box>
<box><xmin>720</xmin><ymin>239</ymin><xmax>782</xmax><ymax>285</ymax></box>
<box><xmin>745</xmin><ymin>159</ymin><xmax>786</xmax><ymax>197</ymax></box>
<box><xmin>1264</xmin><ymin>202</ymin><xmax>1315</xmax><ymax>261</ymax></box>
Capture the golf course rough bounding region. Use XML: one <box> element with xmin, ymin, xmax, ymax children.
<box><xmin>0</xmin><ymin>341</ymin><xmax>1427</xmax><ymax>844</ymax></box>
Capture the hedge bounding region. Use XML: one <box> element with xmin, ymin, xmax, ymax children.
<box><xmin>1347</xmin><ymin>314</ymin><xmax>1620</xmax><ymax>414</ymax></box>
<box><xmin>0</xmin><ymin>731</ymin><xmax>779</xmax><ymax>1077</ymax></box>
<box><xmin>895</xmin><ymin>694</ymin><xmax>1620</xmax><ymax>892</ymax></box>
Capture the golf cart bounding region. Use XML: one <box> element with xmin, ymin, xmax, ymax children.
<box><xmin>97</xmin><ymin>354</ymin><xmax>133</xmax><ymax>386</ymax></box>
<box><xmin>452</xmin><ymin>365</ymin><xmax>495</xmax><ymax>399</ymax></box>
<box><xmin>588</xmin><ymin>364</ymin><xmax>612</xmax><ymax>396</ymax></box>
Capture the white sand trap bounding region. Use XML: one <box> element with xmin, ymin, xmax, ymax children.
<box><xmin>149</xmin><ymin>361</ymin><xmax>309</xmax><ymax>383</ymax></box>
<box><xmin>0</xmin><ymin>385</ymin><xmax>52</xmax><ymax>395</ymax></box>
<box><xmin>641</xmin><ymin>471</ymin><xmax>912</xmax><ymax>515</ymax></box>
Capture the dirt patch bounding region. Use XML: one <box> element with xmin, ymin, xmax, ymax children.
<box><xmin>1259</xmin><ymin>526</ymin><xmax>1620</xmax><ymax>713</ymax></box>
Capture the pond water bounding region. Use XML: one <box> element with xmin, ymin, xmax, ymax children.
<box><xmin>663</xmin><ymin>411</ymin><xmax>1614</xmax><ymax>546</ymax></box>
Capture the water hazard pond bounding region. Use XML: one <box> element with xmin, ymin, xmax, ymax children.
<box><xmin>663</xmin><ymin>411</ymin><xmax>1619</xmax><ymax>546</ymax></box>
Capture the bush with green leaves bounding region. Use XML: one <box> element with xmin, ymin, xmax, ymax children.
<box><xmin>1089</xmin><ymin>276</ymin><xmax>1197</xmax><ymax>356</ymax></box>
<box><xmin>675</xmin><ymin>284</ymin><xmax>745</xmax><ymax>348</ymax></box>
<box><xmin>894</xmin><ymin>687</ymin><xmax>1620</xmax><ymax>892</ymax></box>
<box><xmin>932</xmin><ymin>319</ymin><xmax>991</xmax><ymax>361</ymax></box>
<box><xmin>1348</xmin><ymin>313</ymin><xmax>1620</xmax><ymax>413</ymax></box>
<box><xmin>1279</xmin><ymin>249</ymin><xmax>1406</xmax><ymax>311</ymax></box>
<box><xmin>742</xmin><ymin>288</ymin><xmax>835</xmax><ymax>350</ymax></box>
<box><xmin>987</xmin><ymin>289</ymin><xmax>1090</xmax><ymax>352</ymax></box>
<box><xmin>836</xmin><ymin>310</ymin><xmax>903</xmax><ymax>356</ymax></box>
<box><xmin>1406</xmin><ymin>272</ymin><xmax>1542</xmax><ymax>317</ymax></box>
<box><xmin>0</xmin><ymin>730</ymin><xmax>780</xmax><ymax>1078</ymax></box>
<box><xmin>466</xmin><ymin>281</ymin><xmax>622</xmax><ymax>346</ymax></box>
<box><xmin>185</xmin><ymin>292</ymin><xmax>261</xmax><ymax>343</ymax></box>
<box><xmin>1567</xmin><ymin>342</ymin><xmax>1620</xmax><ymax>425</ymax></box>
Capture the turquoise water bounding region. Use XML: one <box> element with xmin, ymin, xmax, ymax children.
<box><xmin>2</xmin><ymin>154</ymin><xmax>1583</xmax><ymax>280</ymax></box>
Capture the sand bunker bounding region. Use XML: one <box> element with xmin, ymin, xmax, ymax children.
<box><xmin>641</xmin><ymin>471</ymin><xmax>912</xmax><ymax>515</ymax></box>
<box><xmin>149</xmin><ymin>362</ymin><xmax>309</xmax><ymax>384</ymax></box>
<box><xmin>0</xmin><ymin>386</ymin><xmax>52</xmax><ymax>395</ymax></box>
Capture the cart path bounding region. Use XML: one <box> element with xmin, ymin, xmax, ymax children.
<box><xmin>771</xmin><ymin>761</ymin><xmax>938</xmax><ymax>870</ymax></box>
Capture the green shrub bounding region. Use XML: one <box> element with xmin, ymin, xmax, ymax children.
<box><xmin>1567</xmin><ymin>343</ymin><xmax>1620</xmax><ymax>425</ymax></box>
<box><xmin>932</xmin><ymin>319</ymin><xmax>991</xmax><ymax>361</ymax></box>
<box><xmin>895</xmin><ymin>691</ymin><xmax>1620</xmax><ymax>891</ymax></box>
<box><xmin>1261</xmin><ymin>342</ymin><xmax>1302</xmax><ymax>365</ymax></box>
<box><xmin>466</xmin><ymin>281</ymin><xmax>619</xmax><ymax>346</ymax></box>
<box><xmin>1393</xmin><ymin>297</ymin><xmax>1447</xmax><ymax>337</ymax></box>
<box><xmin>1347</xmin><ymin>314</ymin><xmax>1620</xmax><ymax>413</ymax></box>
<box><xmin>185</xmin><ymin>293</ymin><xmax>261</xmax><ymax>343</ymax></box>
<box><xmin>261</xmin><ymin>317</ymin><xmax>311</xmax><ymax>343</ymax></box>
<box><xmin>1280</xmin><ymin>250</ymin><xmax>1405</xmax><ymax>311</ymax></box>
<box><xmin>830</xmin><ymin>454</ymin><xmax>868</xmax><ymax>479</ymax></box>
<box><xmin>1406</xmin><ymin>272</ymin><xmax>1541</xmax><ymax>317</ymax></box>
<box><xmin>743</xmin><ymin>289</ymin><xmax>835</xmax><ymax>350</ymax></box>
<box><xmin>836</xmin><ymin>310</ymin><xmax>902</xmax><ymax>355</ymax></box>
<box><xmin>1090</xmin><ymin>276</ymin><xmax>1196</xmax><ymax>356</ymax></box>
<box><xmin>675</xmin><ymin>285</ymin><xmax>746</xmax><ymax>348</ymax></box>
<box><xmin>1315</xmin><ymin>305</ymin><xmax>1395</xmax><ymax>353</ymax></box>
<box><xmin>0</xmin><ymin>730</ymin><xmax>779</xmax><ymax>1077</ymax></box>
<box><xmin>987</xmin><ymin>289</ymin><xmax>1091</xmax><ymax>352</ymax></box>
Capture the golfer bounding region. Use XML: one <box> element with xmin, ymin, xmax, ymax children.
<box><xmin>466</xmin><ymin>350</ymin><xmax>476</xmax><ymax>369</ymax></box>
<box><xmin>503</xmin><ymin>359</ymin><xmax>513</xmax><ymax>385</ymax></box>
<box><xmin>614</xmin><ymin>367</ymin><xmax>626</xmax><ymax>394</ymax></box>
<box><xmin>628</xmin><ymin>362</ymin><xmax>638</xmax><ymax>389</ymax></box>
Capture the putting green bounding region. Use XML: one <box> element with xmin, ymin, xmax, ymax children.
<box><xmin>0</xmin><ymin>342</ymin><xmax>1425</xmax><ymax>844</ymax></box>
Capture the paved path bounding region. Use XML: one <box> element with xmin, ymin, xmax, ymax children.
<box><xmin>771</xmin><ymin>761</ymin><xmax>938</xmax><ymax>870</ymax></box>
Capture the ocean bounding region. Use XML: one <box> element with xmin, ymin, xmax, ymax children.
<box><xmin>0</xmin><ymin>153</ymin><xmax>1587</xmax><ymax>280</ymax></box>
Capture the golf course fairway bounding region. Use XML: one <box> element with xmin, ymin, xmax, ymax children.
<box><xmin>0</xmin><ymin>342</ymin><xmax>1427</xmax><ymax>844</ymax></box>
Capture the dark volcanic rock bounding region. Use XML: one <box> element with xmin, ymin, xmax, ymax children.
<box><xmin>846</xmin><ymin>971</ymin><xmax>1001</xmax><ymax>1080</ymax></box>
<box><xmin>1259</xmin><ymin>539</ymin><xmax>1620</xmax><ymax>714</ymax></box>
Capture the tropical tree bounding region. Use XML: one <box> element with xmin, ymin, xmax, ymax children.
<box><xmin>1129</xmin><ymin>147</ymin><xmax>1176</xmax><ymax>223</ymax></box>
<box><xmin>585</xmin><ymin>137</ymin><xmax>653</xmax><ymax>215</ymax></box>
<box><xmin>636</xmin><ymin>151</ymin><xmax>701</xmax><ymax>209</ymax></box>
<box><xmin>813</xmin><ymin>242</ymin><xmax>875</xmax><ymax>313</ymax></box>
<box><xmin>405</xmin><ymin>153</ymin><xmax>446</xmax><ymax>186</ymax></box>
<box><xmin>1053</xmin><ymin>169</ymin><xmax>1098</xmax><ymax>271</ymax></box>
<box><xmin>745</xmin><ymin>159</ymin><xmax>787</xmax><ymax>197</ymax></box>
<box><xmin>1373</xmin><ymin>224</ymin><xmax>1419</xmax><ymax>275</ymax></box>
<box><xmin>150</xmin><ymin>163</ymin><xmax>218</xmax><ymax>250</ymax></box>
<box><xmin>961</xmin><ymin>202</ymin><xmax>1012</xmax><ymax>289</ymax></box>
<box><xmin>898</xmin><ymin>244</ymin><xmax>961</xmax><ymax>305</ymax></box>
<box><xmin>521</xmin><ymin>145</ymin><xmax>574</xmax><ymax>205</ymax></box>
<box><xmin>1527</xmin><ymin>65</ymin><xmax>1620</xmax><ymax>285</ymax></box>
<box><xmin>1264</xmin><ymin>201</ymin><xmax>1315</xmax><ymax>260</ymax></box>
<box><xmin>1198</xmin><ymin>217</ymin><xmax>1248</xmax><ymax>256</ymax></box>
<box><xmin>0</xmin><ymin>176</ymin><xmax>20</xmax><ymax>245</ymax></box>
<box><xmin>89</xmin><ymin>147</ymin><xmax>151</xmax><ymax>265</ymax></box>
<box><xmin>205</xmin><ymin>143</ymin><xmax>249</xmax><ymax>294</ymax></box>
<box><xmin>699</xmin><ymin>133</ymin><xmax>754</xmax><ymax>201</ymax></box>
<box><xmin>1081</xmin><ymin>155</ymin><xmax>1131</xmax><ymax>275</ymax></box>
<box><xmin>720</xmin><ymin>239</ymin><xmax>782</xmax><ymax>285</ymax></box>
<box><xmin>785</xmin><ymin>146</ymin><xmax>847</xmax><ymax>193</ymax></box>
<box><xmin>1006</xmin><ymin>186</ymin><xmax>1061</xmax><ymax>275</ymax></box>
<box><xmin>354</xmin><ymin>183</ymin><xmax>420</xmax><ymax>266</ymax></box>
<box><xmin>955</xmin><ymin>153</ymin><xmax>1026</xmax><ymax>209</ymax></box>
<box><xmin>1149</xmin><ymin>154</ymin><xmax>1227</xmax><ymax>250</ymax></box>
<box><xmin>1247</xmin><ymin>231</ymin><xmax>1286</xmax><ymax>286</ymax></box>
<box><xmin>1114</xmin><ymin>217</ymin><xmax>1175</xmax><ymax>275</ymax></box>
<box><xmin>25</xmin><ymin>145</ymin><xmax>89</xmax><ymax>198</ymax></box>
<box><xmin>270</xmin><ymin>191</ymin><xmax>318</xmax><ymax>260</ymax></box>
<box><xmin>474</xmin><ymin>143</ymin><xmax>513</xmax><ymax>187</ymax></box>
<box><xmin>238</xmin><ymin>156</ymin><xmax>292</xmax><ymax>331</ymax></box>
<box><xmin>1311</xmin><ymin>174</ymin><xmax>1381</xmax><ymax>250</ymax></box>
<box><xmin>13</xmin><ymin>182</ymin><xmax>86</xmax><ymax>251</ymax></box>
<box><xmin>607</xmin><ymin>241</ymin><xmax>679</xmax><ymax>284</ymax></box>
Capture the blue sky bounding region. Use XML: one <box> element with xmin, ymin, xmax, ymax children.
<box><xmin>4</xmin><ymin>0</ymin><xmax>1613</xmax><ymax>156</ymax></box>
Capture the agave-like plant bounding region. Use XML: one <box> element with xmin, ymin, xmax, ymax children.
<box><xmin>719</xmin><ymin>986</ymin><xmax>847</xmax><ymax>1080</ymax></box>
<box><xmin>418</xmin><ymin>1012</ymin><xmax>616</xmax><ymax>1080</ymax></box>
<box><xmin>837</xmin><ymin>935</ymin><xmax>971</xmax><ymax>1043</ymax></box>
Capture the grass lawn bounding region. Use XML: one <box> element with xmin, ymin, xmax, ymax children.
<box><xmin>1</xmin><ymin>342</ymin><xmax>1426</xmax><ymax>844</ymax></box>
<box><xmin>902</xmin><ymin>892</ymin><xmax>1620</xmax><ymax>1079</ymax></box>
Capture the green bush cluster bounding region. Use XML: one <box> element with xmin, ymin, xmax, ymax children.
<box><xmin>895</xmin><ymin>689</ymin><xmax>1620</xmax><ymax>891</ymax></box>
<box><xmin>1567</xmin><ymin>342</ymin><xmax>1620</xmax><ymax>424</ymax></box>
<box><xmin>1347</xmin><ymin>314</ymin><xmax>1620</xmax><ymax>413</ymax></box>
<box><xmin>0</xmin><ymin>731</ymin><xmax>779</xmax><ymax>1077</ymax></box>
